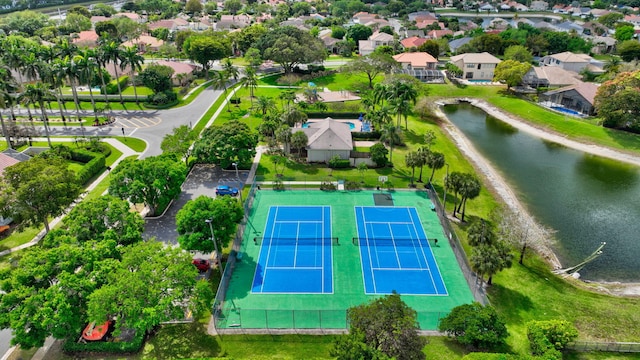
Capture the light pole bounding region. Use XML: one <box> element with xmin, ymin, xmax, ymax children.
<box><xmin>205</xmin><ymin>218</ymin><xmax>223</xmax><ymax>277</ymax></box>
<box><xmin>232</xmin><ymin>162</ymin><xmax>243</xmax><ymax>205</ymax></box>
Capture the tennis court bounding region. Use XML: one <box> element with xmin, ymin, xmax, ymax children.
<box><xmin>219</xmin><ymin>190</ymin><xmax>474</xmax><ymax>330</ymax></box>
<box><xmin>355</xmin><ymin>206</ymin><xmax>447</xmax><ymax>295</ymax></box>
<box><xmin>251</xmin><ymin>206</ymin><xmax>333</xmax><ymax>294</ymax></box>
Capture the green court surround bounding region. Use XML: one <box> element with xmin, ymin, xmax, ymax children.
<box><xmin>218</xmin><ymin>190</ymin><xmax>474</xmax><ymax>330</ymax></box>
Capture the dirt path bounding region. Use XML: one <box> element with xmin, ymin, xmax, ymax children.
<box><xmin>435</xmin><ymin>99</ymin><xmax>640</xmax><ymax>297</ymax></box>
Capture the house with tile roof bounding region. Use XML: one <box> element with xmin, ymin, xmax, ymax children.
<box><xmin>450</xmin><ymin>52</ymin><xmax>501</xmax><ymax>80</ymax></box>
<box><xmin>523</xmin><ymin>66</ymin><xmax>583</xmax><ymax>88</ymax></box>
<box><xmin>427</xmin><ymin>29</ymin><xmax>453</xmax><ymax>39</ymax></box>
<box><xmin>300</xmin><ymin>119</ymin><xmax>353</xmax><ymax>163</ymax></box>
<box><xmin>72</xmin><ymin>30</ymin><xmax>99</xmax><ymax>48</ymax></box>
<box><xmin>153</xmin><ymin>60</ymin><xmax>198</xmax><ymax>86</ymax></box>
<box><xmin>400</xmin><ymin>36</ymin><xmax>427</xmax><ymax>50</ymax></box>
<box><xmin>358</xmin><ymin>32</ymin><xmax>394</xmax><ymax>56</ymax></box>
<box><xmin>542</xmin><ymin>82</ymin><xmax>599</xmax><ymax>115</ymax></box>
<box><xmin>121</xmin><ymin>35</ymin><xmax>164</xmax><ymax>53</ymax></box>
<box><xmin>541</xmin><ymin>51</ymin><xmax>603</xmax><ymax>73</ymax></box>
<box><xmin>393</xmin><ymin>52</ymin><xmax>443</xmax><ymax>82</ymax></box>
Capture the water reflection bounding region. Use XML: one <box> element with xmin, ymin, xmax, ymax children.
<box><xmin>444</xmin><ymin>104</ymin><xmax>640</xmax><ymax>282</ymax></box>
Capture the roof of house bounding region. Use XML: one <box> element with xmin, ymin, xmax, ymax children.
<box><xmin>393</xmin><ymin>52</ymin><xmax>437</xmax><ymax>66</ymax></box>
<box><xmin>448</xmin><ymin>36</ymin><xmax>472</xmax><ymax>50</ymax></box>
<box><xmin>530</xmin><ymin>66</ymin><xmax>582</xmax><ymax>86</ymax></box>
<box><xmin>450</xmin><ymin>52</ymin><xmax>501</xmax><ymax>64</ymax></box>
<box><xmin>546</xmin><ymin>51</ymin><xmax>591</xmax><ymax>63</ymax></box>
<box><xmin>72</xmin><ymin>30</ymin><xmax>99</xmax><ymax>44</ymax></box>
<box><xmin>154</xmin><ymin>60</ymin><xmax>197</xmax><ymax>76</ymax></box>
<box><xmin>543</xmin><ymin>82</ymin><xmax>599</xmax><ymax>105</ymax></box>
<box><xmin>400</xmin><ymin>36</ymin><xmax>427</xmax><ymax>49</ymax></box>
<box><xmin>428</xmin><ymin>29</ymin><xmax>453</xmax><ymax>38</ymax></box>
<box><xmin>122</xmin><ymin>35</ymin><xmax>164</xmax><ymax>49</ymax></box>
<box><xmin>302</xmin><ymin>119</ymin><xmax>353</xmax><ymax>150</ymax></box>
<box><xmin>0</xmin><ymin>153</ymin><xmax>19</xmax><ymax>175</ymax></box>
<box><xmin>369</xmin><ymin>32</ymin><xmax>394</xmax><ymax>42</ymax></box>
<box><xmin>358</xmin><ymin>40</ymin><xmax>375</xmax><ymax>52</ymax></box>
<box><xmin>116</xmin><ymin>12</ymin><xmax>141</xmax><ymax>20</ymax></box>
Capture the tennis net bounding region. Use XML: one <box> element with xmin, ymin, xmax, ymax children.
<box><xmin>352</xmin><ymin>237</ymin><xmax>431</xmax><ymax>246</ymax></box>
<box><xmin>254</xmin><ymin>236</ymin><xmax>339</xmax><ymax>246</ymax></box>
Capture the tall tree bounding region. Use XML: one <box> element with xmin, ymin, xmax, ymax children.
<box><xmin>254</xmin><ymin>26</ymin><xmax>327</xmax><ymax>73</ymax></box>
<box><xmin>183</xmin><ymin>34</ymin><xmax>231</xmax><ymax>79</ymax></box>
<box><xmin>192</xmin><ymin>121</ymin><xmax>258</xmax><ymax>168</ymax></box>
<box><xmin>594</xmin><ymin>70</ymin><xmax>640</xmax><ymax>131</ymax></box>
<box><xmin>379</xmin><ymin>124</ymin><xmax>401</xmax><ymax>163</ymax></box>
<box><xmin>161</xmin><ymin>125</ymin><xmax>197</xmax><ymax>163</ymax></box>
<box><xmin>338</xmin><ymin>293</ymin><xmax>427</xmax><ymax>360</ymax></box>
<box><xmin>0</xmin><ymin>66</ymin><xmax>17</xmax><ymax>149</ymax></box>
<box><xmin>75</xmin><ymin>49</ymin><xmax>100</xmax><ymax>122</ymax></box>
<box><xmin>242</xmin><ymin>65</ymin><xmax>258</xmax><ymax>107</ymax></box>
<box><xmin>405</xmin><ymin>151</ymin><xmax>421</xmax><ymax>187</ymax></box>
<box><xmin>176</xmin><ymin>195</ymin><xmax>244</xmax><ymax>252</ymax></box>
<box><xmin>494</xmin><ymin>207</ymin><xmax>554</xmax><ymax>265</ymax></box>
<box><xmin>493</xmin><ymin>60</ymin><xmax>531</xmax><ymax>91</ymax></box>
<box><xmin>212</xmin><ymin>70</ymin><xmax>231</xmax><ymax>112</ymax></box>
<box><xmin>0</xmin><ymin>156</ymin><xmax>80</xmax><ymax>233</ymax></box>
<box><xmin>456</xmin><ymin>173</ymin><xmax>481</xmax><ymax>221</ymax></box>
<box><xmin>290</xmin><ymin>130</ymin><xmax>308</xmax><ymax>158</ymax></box>
<box><xmin>120</xmin><ymin>46</ymin><xmax>145</xmax><ymax>104</ymax></box>
<box><xmin>281</xmin><ymin>107</ymin><xmax>308</xmax><ymax>127</ymax></box>
<box><xmin>341</xmin><ymin>53</ymin><xmax>400</xmax><ymax>89</ymax></box>
<box><xmin>100</xmin><ymin>40</ymin><xmax>125</xmax><ymax>104</ymax></box>
<box><xmin>22</xmin><ymin>83</ymin><xmax>54</xmax><ymax>147</ymax></box>
<box><xmin>61</xmin><ymin>195</ymin><xmax>145</xmax><ymax>246</ymax></box>
<box><xmin>438</xmin><ymin>303</ymin><xmax>508</xmax><ymax>350</ymax></box>
<box><xmin>425</xmin><ymin>150</ymin><xmax>445</xmax><ymax>184</ymax></box>
<box><xmin>108</xmin><ymin>154</ymin><xmax>188</xmax><ymax>216</ymax></box>
<box><xmin>471</xmin><ymin>240</ymin><xmax>513</xmax><ymax>285</ymax></box>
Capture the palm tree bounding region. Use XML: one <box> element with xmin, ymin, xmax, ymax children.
<box><xmin>101</xmin><ymin>41</ymin><xmax>125</xmax><ymax>104</ymax></box>
<box><xmin>275</xmin><ymin>125</ymin><xmax>292</xmax><ymax>155</ymax></box>
<box><xmin>457</xmin><ymin>173</ymin><xmax>481</xmax><ymax>222</ymax></box>
<box><xmin>242</xmin><ymin>66</ymin><xmax>258</xmax><ymax>107</ymax></box>
<box><xmin>50</xmin><ymin>59</ymin><xmax>71</xmax><ymax>123</ymax></box>
<box><xmin>212</xmin><ymin>70</ymin><xmax>231</xmax><ymax>112</ymax></box>
<box><xmin>222</xmin><ymin>58</ymin><xmax>239</xmax><ymax>83</ymax></box>
<box><xmin>95</xmin><ymin>46</ymin><xmax>112</xmax><ymax>110</ymax></box>
<box><xmin>75</xmin><ymin>50</ymin><xmax>100</xmax><ymax>122</ymax></box>
<box><xmin>445</xmin><ymin>172</ymin><xmax>465</xmax><ymax>218</ymax></box>
<box><xmin>470</xmin><ymin>241</ymin><xmax>513</xmax><ymax>285</ymax></box>
<box><xmin>426</xmin><ymin>151</ymin><xmax>445</xmax><ymax>184</ymax></box>
<box><xmin>255</xmin><ymin>96</ymin><xmax>276</xmax><ymax>115</ymax></box>
<box><xmin>281</xmin><ymin>107</ymin><xmax>308</xmax><ymax>127</ymax></box>
<box><xmin>379</xmin><ymin>124</ymin><xmax>401</xmax><ymax>163</ymax></box>
<box><xmin>120</xmin><ymin>46</ymin><xmax>145</xmax><ymax>104</ymax></box>
<box><xmin>405</xmin><ymin>151</ymin><xmax>421</xmax><ymax>187</ymax></box>
<box><xmin>61</xmin><ymin>56</ymin><xmax>83</xmax><ymax>122</ymax></box>
<box><xmin>0</xmin><ymin>66</ymin><xmax>17</xmax><ymax>149</ymax></box>
<box><xmin>416</xmin><ymin>146</ymin><xmax>430</xmax><ymax>183</ymax></box>
<box><xmin>291</xmin><ymin>130</ymin><xmax>308</xmax><ymax>158</ymax></box>
<box><xmin>23</xmin><ymin>83</ymin><xmax>53</xmax><ymax>147</ymax></box>
<box><xmin>388</xmin><ymin>80</ymin><xmax>418</xmax><ymax>129</ymax></box>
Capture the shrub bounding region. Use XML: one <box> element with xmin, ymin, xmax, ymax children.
<box><xmin>76</xmin><ymin>154</ymin><xmax>106</xmax><ymax>184</ymax></box>
<box><xmin>352</xmin><ymin>131</ymin><xmax>381</xmax><ymax>140</ymax></box>
<box><xmin>328</xmin><ymin>155</ymin><xmax>350</xmax><ymax>169</ymax></box>
<box><xmin>320</xmin><ymin>181</ymin><xmax>336</xmax><ymax>191</ymax></box>
<box><xmin>273</xmin><ymin>178</ymin><xmax>285</xmax><ymax>191</ymax></box>
<box><xmin>69</xmin><ymin>148</ymin><xmax>100</xmax><ymax>163</ymax></box>
<box><xmin>527</xmin><ymin>320</ymin><xmax>578</xmax><ymax>358</ymax></box>
<box><xmin>101</xmin><ymin>76</ymin><xmax>129</xmax><ymax>95</ymax></box>
<box><xmin>345</xmin><ymin>180</ymin><xmax>360</xmax><ymax>190</ymax></box>
<box><xmin>461</xmin><ymin>353</ymin><xmax>534</xmax><ymax>360</ymax></box>
<box><xmin>146</xmin><ymin>90</ymin><xmax>178</xmax><ymax>105</ymax></box>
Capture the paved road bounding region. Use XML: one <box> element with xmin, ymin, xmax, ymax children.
<box><xmin>143</xmin><ymin>165</ymin><xmax>250</xmax><ymax>245</ymax></box>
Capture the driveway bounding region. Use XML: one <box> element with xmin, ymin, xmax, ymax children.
<box><xmin>143</xmin><ymin>164</ymin><xmax>250</xmax><ymax>245</ymax></box>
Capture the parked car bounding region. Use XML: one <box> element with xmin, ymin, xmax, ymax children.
<box><xmin>215</xmin><ymin>185</ymin><xmax>239</xmax><ymax>196</ymax></box>
<box><xmin>192</xmin><ymin>258</ymin><xmax>211</xmax><ymax>272</ymax></box>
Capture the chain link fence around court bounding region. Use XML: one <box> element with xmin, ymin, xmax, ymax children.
<box><xmin>427</xmin><ymin>183</ymin><xmax>488</xmax><ymax>305</ymax></box>
<box><xmin>214</xmin><ymin>308</ymin><xmax>450</xmax><ymax>333</ymax></box>
<box><xmin>567</xmin><ymin>341</ymin><xmax>640</xmax><ymax>353</ymax></box>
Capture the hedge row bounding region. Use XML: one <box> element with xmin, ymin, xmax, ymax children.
<box><xmin>461</xmin><ymin>353</ymin><xmax>534</xmax><ymax>360</ymax></box>
<box><xmin>304</xmin><ymin>112</ymin><xmax>362</xmax><ymax>119</ymax></box>
<box><xmin>352</xmin><ymin>131</ymin><xmax>381</xmax><ymax>140</ymax></box>
<box><xmin>69</xmin><ymin>148</ymin><xmax>106</xmax><ymax>185</ymax></box>
<box><xmin>62</xmin><ymin>331</ymin><xmax>145</xmax><ymax>354</ymax></box>
<box><xmin>101</xmin><ymin>76</ymin><xmax>129</xmax><ymax>95</ymax></box>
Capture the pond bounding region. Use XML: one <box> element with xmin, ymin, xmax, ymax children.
<box><xmin>443</xmin><ymin>104</ymin><xmax>640</xmax><ymax>282</ymax></box>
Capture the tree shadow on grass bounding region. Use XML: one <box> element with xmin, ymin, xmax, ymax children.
<box><xmin>141</xmin><ymin>323</ymin><xmax>222</xmax><ymax>359</ymax></box>
<box><xmin>487</xmin><ymin>281</ymin><xmax>534</xmax><ymax>325</ymax></box>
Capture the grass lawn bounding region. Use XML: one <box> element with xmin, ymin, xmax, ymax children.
<box><xmin>114</xmin><ymin>136</ymin><xmax>147</xmax><ymax>152</ymax></box>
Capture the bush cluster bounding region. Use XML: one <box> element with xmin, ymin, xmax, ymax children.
<box><xmin>101</xmin><ymin>76</ymin><xmax>129</xmax><ymax>95</ymax></box>
<box><xmin>352</xmin><ymin>131</ymin><xmax>381</xmax><ymax>140</ymax></box>
<box><xmin>146</xmin><ymin>90</ymin><xmax>178</xmax><ymax>106</ymax></box>
<box><xmin>320</xmin><ymin>181</ymin><xmax>337</xmax><ymax>191</ymax></box>
<box><xmin>345</xmin><ymin>181</ymin><xmax>361</xmax><ymax>190</ymax></box>
<box><xmin>69</xmin><ymin>148</ymin><xmax>106</xmax><ymax>185</ymax></box>
<box><xmin>527</xmin><ymin>320</ymin><xmax>578</xmax><ymax>359</ymax></box>
<box><xmin>328</xmin><ymin>156</ymin><xmax>350</xmax><ymax>169</ymax></box>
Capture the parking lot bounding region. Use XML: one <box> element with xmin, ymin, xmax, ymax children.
<box><xmin>143</xmin><ymin>164</ymin><xmax>250</xmax><ymax>246</ymax></box>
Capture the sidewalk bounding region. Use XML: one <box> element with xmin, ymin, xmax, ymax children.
<box><xmin>0</xmin><ymin>138</ymin><xmax>140</xmax><ymax>257</ymax></box>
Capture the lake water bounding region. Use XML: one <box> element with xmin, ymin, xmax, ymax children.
<box><xmin>443</xmin><ymin>104</ymin><xmax>640</xmax><ymax>282</ymax></box>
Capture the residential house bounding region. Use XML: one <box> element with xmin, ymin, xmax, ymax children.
<box><xmin>530</xmin><ymin>1</ymin><xmax>549</xmax><ymax>11</ymax></box>
<box><xmin>408</xmin><ymin>11</ymin><xmax>437</xmax><ymax>22</ymax></box>
<box><xmin>319</xmin><ymin>29</ymin><xmax>340</xmax><ymax>54</ymax></box>
<box><xmin>589</xmin><ymin>9</ymin><xmax>612</xmax><ymax>18</ymax></box>
<box><xmin>300</xmin><ymin>119</ymin><xmax>353</xmax><ymax>163</ymax></box>
<box><xmin>72</xmin><ymin>30</ymin><xmax>99</xmax><ymax>48</ymax></box>
<box><xmin>522</xmin><ymin>66</ymin><xmax>583</xmax><ymax>88</ymax></box>
<box><xmin>0</xmin><ymin>149</ymin><xmax>30</xmax><ymax>227</ymax></box>
<box><xmin>400</xmin><ymin>36</ymin><xmax>427</xmax><ymax>50</ymax></box>
<box><xmin>449</xmin><ymin>37</ymin><xmax>472</xmax><ymax>54</ymax></box>
<box><xmin>555</xmin><ymin>21</ymin><xmax>583</xmax><ymax>33</ymax></box>
<box><xmin>450</xmin><ymin>52</ymin><xmax>501</xmax><ymax>80</ymax></box>
<box><xmin>351</xmin><ymin>12</ymin><xmax>389</xmax><ymax>30</ymax></box>
<box><xmin>415</xmin><ymin>19</ymin><xmax>443</xmax><ymax>29</ymax></box>
<box><xmin>478</xmin><ymin>3</ymin><xmax>497</xmax><ymax>11</ymax></box>
<box><xmin>217</xmin><ymin>14</ymin><xmax>252</xmax><ymax>30</ymax></box>
<box><xmin>393</xmin><ymin>52</ymin><xmax>443</xmax><ymax>82</ymax></box>
<box><xmin>154</xmin><ymin>60</ymin><xmax>197</xmax><ymax>86</ymax></box>
<box><xmin>90</xmin><ymin>15</ymin><xmax>110</xmax><ymax>26</ymax></box>
<box><xmin>541</xmin><ymin>51</ymin><xmax>603</xmax><ymax>73</ymax></box>
<box><xmin>148</xmin><ymin>18</ymin><xmax>189</xmax><ymax>32</ymax></box>
<box><xmin>589</xmin><ymin>36</ymin><xmax>616</xmax><ymax>54</ymax></box>
<box><xmin>358</xmin><ymin>32</ymin><xmax>394</xmax><ymax>56</ymax></box>
<box><xmin>427</xmin><ymin>29</ymin><xmax>453</xmax><ymax>39</ymax></box>
<box><xmin>500</xmin><ymin>1</ymin><xmax>529</xmax><ymax>11</ymax></box>
<box><xmin>541</xmin><ymin>82</ymin><xmax>599</xmax><ymax>115</ymax></box>
<box><xmin>116</xmin><ymin>12</ymin><xmax>145</xmax><ymax>23</ymax></box>
<box><xmin>624</xmin><ymin>14</ymin><xmax>640</xmax><ymax>26</ymax></box>
<box><xmin>121</xmin><ymin>35</ymin><xmax>164</xmax><ymax>53</ymax></box>
<box><xmin>582</xmin><ymin>21</ymin><xmax>608</xmax><ymax>36</ymax></box>
<box><xmin>458</xmin><ymin>20</ymin><xmax>478</xmax><ymax>32</ymax></box>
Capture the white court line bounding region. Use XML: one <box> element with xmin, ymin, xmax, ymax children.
<box><xmin>409</xmin><ymin>208</ymin><xmax>449</xmax><ymax>295</ymax></box>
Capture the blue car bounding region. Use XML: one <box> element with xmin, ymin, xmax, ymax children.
<box><xmin>215</xmin><ymin>185</ymin><xmax>239</xmax><ymax>196</ymax></box>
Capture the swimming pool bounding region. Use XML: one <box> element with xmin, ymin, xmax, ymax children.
<box><xmin>551</xmin><ymin>106</ymin><xmax>583</xmax><ymax>116</ymax></box>
<box><xmin>303</xmin><ymin>121</ymin><xmax>356</xmax><ymax>130</ymax></box>
<box><xmin>467</xmin><ymin>79</ymin><xmax>492</xmax><ymax>83</ymax></box>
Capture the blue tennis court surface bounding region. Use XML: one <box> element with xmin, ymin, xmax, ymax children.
<box><xmin>355</xmin><ymin>206</ymin><xmax>447</xmax><ymax>295</ymax></box>
<box><xmin>252</xmin><ymin>206</ymin><xmax>333</xmax><ymax>294</ymax></box>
